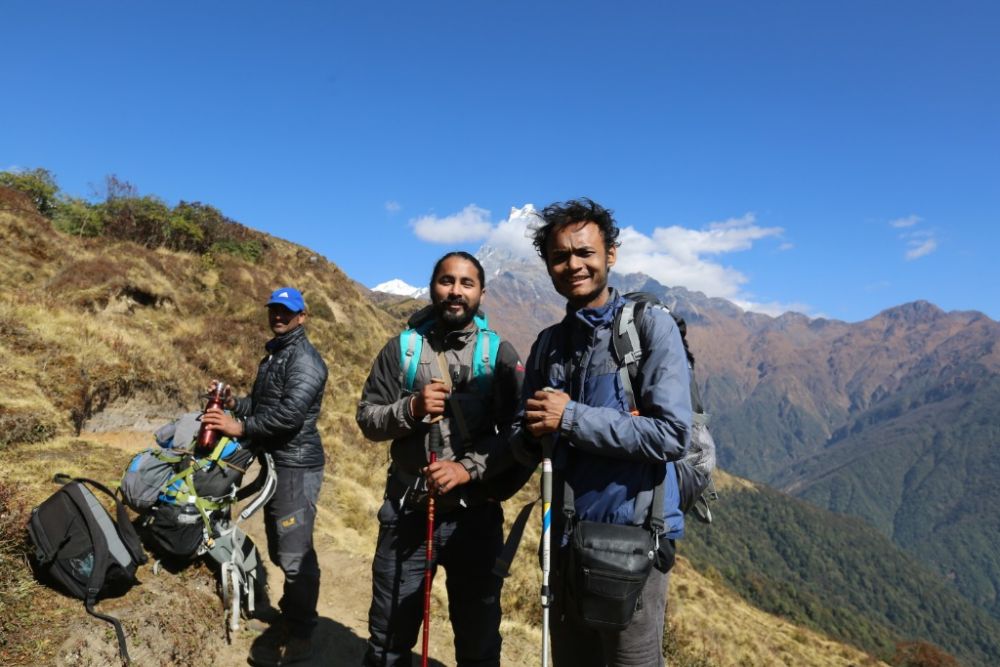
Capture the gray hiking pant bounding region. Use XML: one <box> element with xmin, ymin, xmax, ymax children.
<box><xmin>264</xmin><ymin>465</ymin><xmax>323</xmax><ymax>639</ymax></box>
<box><xmin>364</xmin><ymin>498</ymin><xmax>504</xmax><ymax>667</ymax></box>
<box><xmin>551</xmin><ymin>560</ymin><xmax>670</xmax><ymax>667</ymax></box>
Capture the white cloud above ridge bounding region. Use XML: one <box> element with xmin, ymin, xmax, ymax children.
<box><xmin>411</xmin><ymin>204</ymin><xmax>493</xmax><ymax>243</ymax></box>
<box><xmin>615</xmin><ymin>213</ymin><xmax>784</xmax><ymax>300</ymax></box>
<box><xmin>732</xmin><ymin>298</ymin><xmax>817</xmax><ymax>318</ymax></box>
<box><xmin>385</xmin><ymin>200</ymin><xmax>401</xmax><ymax>213</ymax></box>
<box><xmin>412</xmin><ymin>203</ymin><xmax>800</xmax><ymax>314</ymax></box>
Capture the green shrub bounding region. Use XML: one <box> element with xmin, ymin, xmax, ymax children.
<box><xmin>166</xmin><ymin>211</ymin><xmax>206</xmax><ymax>251</ymax></box>
<box><xmin>52</xmin><ymin>197</ymin><xmax>103</xmax><ymax>236</ymax></box>
<box><xmin>0</xmin><ymin>168</ymin><xmax>59</xmax><ymax>217</ymax></box>
<box><xmin>99</xmin><ymin>194</ymin><xmax>174</xmax><ymax>248</ymax></box>
<box><xmin>210</xmin><ymin>238</ymin><xmax>264</xmax><ymax>262</ymax></box>
<box><xmin>39</xmin><ymin>173</ymin><xmax>269</xmax><ymax>262</ymax></box>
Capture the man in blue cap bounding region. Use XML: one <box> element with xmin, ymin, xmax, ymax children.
<box><xmin>202</xmin><ymin>286</ymin><xmax>328</xmax><ymax>666</ymax></box>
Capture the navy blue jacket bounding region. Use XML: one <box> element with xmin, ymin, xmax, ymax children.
<box><xmin>512</xmin><ymin>289</ymin><xmax>692</xmax><ymax>539</ymax></box>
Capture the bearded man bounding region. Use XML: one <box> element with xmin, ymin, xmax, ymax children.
<box><xmin>356</xmin><ymin>251</ymin><xmax>529</xmax><ymax>667</ymax></box>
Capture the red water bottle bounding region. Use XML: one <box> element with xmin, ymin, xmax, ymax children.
<box><xmin>196</xmin><ymin>381</ymin><xmax>225</xmax><ymax>450</ymax></box>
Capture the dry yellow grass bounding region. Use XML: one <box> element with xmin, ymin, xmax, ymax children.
<box><xmin>669</xmin><ymin>556</ymin><xmax>890</xmax><ymax>667</ymax></box>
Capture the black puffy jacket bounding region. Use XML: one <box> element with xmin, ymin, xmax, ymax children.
<box><xmin>234</xmin><ymin>325</ymin><xmax>328</xmax><ymax>468</ymax></box>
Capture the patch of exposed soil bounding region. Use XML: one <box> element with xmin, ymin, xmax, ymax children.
<box><xmin>81</xmin><ymin>394</ymin><xmax>186</xmax><ymax>434</ymax></box>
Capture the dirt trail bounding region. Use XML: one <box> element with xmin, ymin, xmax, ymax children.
<box><xmin>213</xmin><ymin>507</ymin><xmax>459</xmax><ymax>667</ymax></box>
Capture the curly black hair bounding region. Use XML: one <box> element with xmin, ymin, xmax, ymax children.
<box><xmin>532</xmin><ymin>198</ymin><xmax>621</xmax><ymax>261</ymax></box>
<box><xmin>429</xmin><ymin>251</ymin><xmax>486</xmax><ymax>289</ymax></box>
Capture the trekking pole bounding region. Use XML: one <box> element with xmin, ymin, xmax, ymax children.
<box><xmin>422</xmin><ymin>420</ymin><xmax>443</xmax><ymax>667</ymax></box>
<box><xmin>541</xmin><ymin>435</ymin><xmax>554</xmax><ymax>667</ymax></box>
<box><xmin>540</xmin><ymin>387</ymin><xmax>556</xmax><ymax>667</ymax></box>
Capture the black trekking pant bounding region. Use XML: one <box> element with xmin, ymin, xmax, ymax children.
<box><xmin>364</xmin><ymin>498</ymin><xmax>504</xmax><ymax>667</ymax></box>
<box><xmin>264</xmin><ymin>465</ymin><xmax>323</xmax><ymax>639</ymax></box>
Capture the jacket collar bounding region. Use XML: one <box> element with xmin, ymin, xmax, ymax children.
<box><xmin>565</xmin><ymin>288</ymin><xmax>623</xmax><ymax>330</ymax></box>
<box><xmin>266</xmin><ymin>324</ymin><xmax>306</xmax><ymax>353</ymax></box>
<box><xmin>429</xmin><ymin>319</ymin><xmax>476</xmax><ymax>350</ymax></box>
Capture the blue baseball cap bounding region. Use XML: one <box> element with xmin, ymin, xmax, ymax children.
<box><xmin>266</xmin><ymin>287</ymin><xmax>306</xmax><ymax>313</ymax></box>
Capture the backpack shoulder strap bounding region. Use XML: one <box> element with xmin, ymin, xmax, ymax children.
<box><xmin>533</xmin><ymin>326</ymin><xmax>555</xmax><ymax>377</ymax></box>
<box><xmin>399</xmin><ymin>319</ymin><xmax>434</xmax><ymax>392</ymax></box>
<box><xmin>74</xmin><ymin>477</ymin><xmax>146</xmax><ymax>565</ymax></box>
<box><xmin>612</xmin><ymin>298</ymin><xmax>646</xmax><ymax>414</ymax></box>
<box><xmin>472</xmin><ymin>325</ymin><xmax>501</xmax><ymax>392</ymax></box>
<box><xmin>613</xmin><ymin>292</ymin><xmax>702</xmax><ymax>415</ymax></box>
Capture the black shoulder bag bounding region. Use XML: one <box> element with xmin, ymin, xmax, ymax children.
<box><xmin>563</xmin><ymin>472</ymin><xmax>665</xmax><ymax>631</ymax></box>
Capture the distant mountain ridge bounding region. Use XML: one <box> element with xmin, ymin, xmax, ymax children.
<box><xmin>476</xmin><ymin>247</ymin><xmax>1000</xmax><ymax>624</ymax></box>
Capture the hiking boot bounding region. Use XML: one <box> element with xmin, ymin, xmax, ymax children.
<box><xmin>247</xmin><ymin>603</ymin><xmax>283</xmax><ymax>633</ymax></box>
<box><xmin>278</xmin><ymin>636</ymin><xmax>313</xmax><ymax>665</ymax></box>
<box><xmin>252</xmin><ymin>604</ymin><xmax>283</xmax><ymax>623</ymax></box>
<box><xmin>247</xmin><ymin>630</ymin><xmax>284</xmax><ymax>667</ymax></box>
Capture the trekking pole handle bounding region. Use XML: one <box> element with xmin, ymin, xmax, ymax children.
<box><xmin>540</xmin><ymin>387</ymin><xmax>558</xmax><ymax>459</ymax></box>
<box><xmin>427</xmin><ymin>418</ymin><xmax>444</xmax><ymax>457</ymax></box>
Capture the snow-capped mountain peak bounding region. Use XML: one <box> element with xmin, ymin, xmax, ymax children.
<box><xmin>371</xmin><ymin>279</ymin><xmax>428</xmax><ymax>299</ymax></box>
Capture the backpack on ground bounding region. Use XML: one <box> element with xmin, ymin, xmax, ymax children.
<box><xmin>27</xmin><ymin>475</ymin><xmax>147</xmax><ymax>665</ymax></box>
<box><xmin>121</xmin><ymin>412</ymin><xmax>255</xmax><ymax>558</ymax></box>
<box><xmin>121</xmin><ymin>410</ymin><xmax>276</xmax><ymax>637</ymax></box>
<box><xmin>611</xmin><ymin>291</ymin><xmax>718</xmax><ymax>523</ymax></box>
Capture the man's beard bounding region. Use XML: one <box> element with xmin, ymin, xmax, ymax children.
<box><xmin>435</xmin><ymin>297</ymin><xmax>479</xmax><ymax>330</ymax></box>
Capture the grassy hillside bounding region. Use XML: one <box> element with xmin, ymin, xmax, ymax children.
<box><xmin>0</xmin><ymin>176</ymin><xmax>922</xmax><ymax>666</ymax></box>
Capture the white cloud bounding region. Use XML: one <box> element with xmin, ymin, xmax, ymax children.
<box><xmin>414</xmin><ymin>203</ymin><xmax>802</xmax><ymax>315</ymax></box>
<box><xmin>385</xmin><ymin>200</ymin><xmax>401</xmax><ymax>214</ymax></box>
<box><xmin>889</xmin><ymin>214</ymin><xmax>921</xmax><ymax>228</ymax></box>
<box><xmin>905</xmin><ymin>236</ymin><xmax>938</xmax><ymax>260</ymax></box>
<box><xmin>732</xmin><ymin>298</ymin><xmax>816</xmax><ymax>318</ymax></box>
<box><xmin>615</xmin><ymin>213</ymin><xmax>785</xmax><ymax>300</ymax></box>
<box><xmin>778</xmin><ymin>242</ymin><xmax>794</xmax><ymax>251</ymax></box>
<box><xmin>411</xmin><ymin>204</ymin><xmax>493</xmax><ymax>243</ymax></box>
<box><xmin>890</xmin><ymin>215</ymin><xmax>938</xmax><ymax>260</ymax></box>
<box><xmin>482</xmin><ymin>204</ymin><xmax>542</xmax><ymax>260</ymax></box>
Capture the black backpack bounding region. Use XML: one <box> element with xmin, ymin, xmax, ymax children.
<box><xmin>611</xmin><ymin>292</ymin><xmax>718</xmax><ymax>523</ymax></box>
<box><xmin>27</xmin><ymin>475</ymin><xmax>147</xmax><ymax>665</ymax></box>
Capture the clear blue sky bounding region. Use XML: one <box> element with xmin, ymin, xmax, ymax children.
<box><xmin>3</xmin><ymin>1</ymin><xmax>997</xmax><ymax>321</ymax></box>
